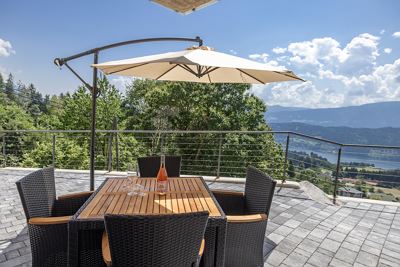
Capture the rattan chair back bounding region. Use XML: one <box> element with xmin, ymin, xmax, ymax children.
<box><xmin>16</xmin><ymin>167</ymin><xmax>56</xmax><ymax>220</ymax></box>
<box><xmin>137</xmin><ymin>155</ymin><xmax>181</xmax><ymax>177</ymax></box>
<box><xmin>104</xmin><ymin>212</ymin><xmax>208</xmax><ymax>267</ymax></box>
<box><xmin>244</xmin><ymin>166</ymin><xmax>277</xmax><ymax>215</ymax></box>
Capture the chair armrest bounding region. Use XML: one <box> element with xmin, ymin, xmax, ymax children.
<box><xmin>199</xmin><ymin>239</ymin><xmax>205</xmax><ymax>256</ymax></box>
<box><xmin>54</xmin><ymin>191</ymin><xmax>94</xmax><ymax>216</ymax></box>
<box><xmin>211</xmin><ymin>190</ymin><xmax>244</xmax><ymax>197</ymax></box>
<box><xmin>28</xmin><ymin>215</ymin><xmax>71</xmax><ymax>225</ymax></box>
<box><xmin>227</xmin><ymin>214</ymin><xmax>267</xmax><ymax>223</ymax></box>
<box><xmin>58</xmin><ymin>191</ymin><xmax>94</xmax><ymax>200</ymax></box>
<box><xmin>102</xmin><ymin>232</ymin><xmax>111</xmax><ymax>267</ymax></box>
<box><xmin>212</xmin><ymin>190</ymin><xmax>245</xmax><ymax>215</ymax></box>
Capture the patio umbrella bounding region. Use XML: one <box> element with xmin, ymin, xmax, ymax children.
<box><xmin>93</xmin><ymin>46</ymin><xmax>304</xmax><ymax>83</ymax></box>
<box><xmin>151</xmin><ymin>0</ymin><xmax>218</xmax><ymax>14</ymax></box>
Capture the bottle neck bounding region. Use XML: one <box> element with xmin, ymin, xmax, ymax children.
<box><xmin>160</xmin><ymin>155</ymin><xmax>165</xmax><ymax>167</ymax></box>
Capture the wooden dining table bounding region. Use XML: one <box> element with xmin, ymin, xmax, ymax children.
<box><xmin>68</xmin><ymin>177</ymin><xmax>227</xmax><ymax>267</ymax></box>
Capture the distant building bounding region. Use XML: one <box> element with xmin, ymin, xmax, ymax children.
<box><xmin>337</xmin><ymin>187</ymin><xmax>363</xmax><ymax>198</ymax></box>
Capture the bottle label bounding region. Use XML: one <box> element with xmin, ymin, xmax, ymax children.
<box><xmin>157</xmin><ymin>180</ymin><xmax>168</xmax><ymax>193</ymax></box>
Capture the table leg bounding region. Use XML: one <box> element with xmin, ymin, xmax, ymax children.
<box><xmin>68</xmin><ymin>221</ymin><xmax>79</xmax><ymax>267</ymax></box>
<box><xmin>214</xmin><ymin>222</ymin><xmax>227</xmax><ymax>267</ymax></box>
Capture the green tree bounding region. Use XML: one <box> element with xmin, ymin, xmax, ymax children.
<box><xmin>22</xmin><ymin>138</ymin><xmax>89</xmax><ymax>169</ymax></box>
<box><xmin>0</xmin><ymin>74</ymin><xmax>5</xmax><ymax>104</ymax></box>
<box><xmin>62</xmin><ymin>76</ymin><xmax>122</xmax><ymax>130</ymax></box>
<box><xmin>124</xmin><ymin>80</ymin><xmax>285</xmax><ymax>178</ymax></box>
<box><xmin>0</xmin><ymin>102</ymin><xmax>35</xmax><ymax>166</ymax></box>
<box><xmin>5</xmin><ymin>73</ymin><xmax>16</xmax><ymax>102</ymax></box>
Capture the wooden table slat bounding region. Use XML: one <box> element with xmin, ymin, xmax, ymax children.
<box><xmin>78</xmin><ymin>177</ymin><xmax>221</xmax><ymax>219</ymax></box>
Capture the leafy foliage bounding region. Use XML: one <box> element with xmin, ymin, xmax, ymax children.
<box><xmin>1</xmin><ymin>73</ymin><xmax>285</xmax><ymax>179</ymax></box>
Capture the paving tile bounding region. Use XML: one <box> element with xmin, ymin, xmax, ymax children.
<box><xmin>356</xmin><ymin>251</ymin><xmax>380</xmax><ymax>267</ymax></box>
<box><xmin>284</xmin><ymin>219</ymin><xmax>302</xmax><ymax>229</ymax></box>
<box><xmin>379</xmin><ymin>253</ymin><xmax>400</xmax><ymax>267</ymax></box>
<box><xmin>327</xmin><ymin>230</ymin><xmax>347</xmax><ymax>243</ymax></box>
<box><xmin>267</xmin><ymin>233</ymin><xmax>285</xmax><ymax>244</ymax></box>
<box><xmin>362</xmin><ymin>243</ymin><xmax>382</xmax><ymax>256</ymax></box>
<box><xmin>329</xmin><ymin>257</ymin><xmax>353</xmax><ymax>267</ymax></box>
<box><xmin>381</xmin><ymin>247</ymin><xmax>400</xmax><ymax>260</ymax></box>
<box><xmin>316</xmin><ymin>247</ymin><xmax>335</xmax><ymax>258</ymax></box>
<box><xmin>307</xmin><ymin>251</ymin><xmax>332</xmax><ymax>267</ymax></box>
<box><xmin>265</xmin><ymin>250</ymin><xmax>288</xmax><ymax>266</ymax></box>
<box><xmin>309</xmin><ymin>227</ymin><xmax>330</xmax><ymax>240</ymax></box>
<box><xmin>5</xmin><ymin>250</ymin><xmax>20</xmax><ymax>260</ymax></box>
<box><xmin>342</xmin><ymin>241</ymin><xmax>361</xmax><ymax>252</ymax></box>
<box><xmin>291</xmin><ymin>227</ymin><xmax>311</xmax><ymax>238</ymax></box>
<box><xmin>334</xmin><ymin>247</ymin><xmax>358</xmax><ymax>264</ymax></box>
<box><xmin>275</xmin><ymin>239</ymin><xmax>298</xmax><ymax>254</ymax></box>
<box><xmin>320</xmin><ymin>239</ymin><xmax>341</xmax><ymax>253</ymax></box>
<box><xmin>282</xmin><ymin>251</ymin><xmax>308</xmax><ymax>267</ymax></box>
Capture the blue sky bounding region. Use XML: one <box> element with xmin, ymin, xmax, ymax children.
<box><xmin>1</xmin><ymin>0</ymin><xmax>400</xmax><ymax>108</ymax></box>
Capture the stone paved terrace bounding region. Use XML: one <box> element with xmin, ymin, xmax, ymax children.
<box><xmin>1</xmin><ymin>168</ymin><xmax>400</xmax><ymax>267</ymax></box>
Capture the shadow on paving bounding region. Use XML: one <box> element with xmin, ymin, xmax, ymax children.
<box><xmin>0</xmin><ymin>226</ymin><xmax>31</xmax><ymax>267</ymax></box>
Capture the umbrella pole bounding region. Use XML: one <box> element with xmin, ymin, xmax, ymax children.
<box><xmin>90</xmin><ymin>52</ymin><xmax>99</xmax><ymax>191</ymax></box>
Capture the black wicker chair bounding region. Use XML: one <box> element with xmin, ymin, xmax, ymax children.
<box><xmin>212</xmin><ymin>166</ymin><xmax>276</xmax><ymax>267</ymax></box>
<box><xmin>102</xmin><ymin>212</ymin><xmax>209</xmax><ymax>267</ymax></box>
<box><xmin>137</xmin><ymin>155</ymin><xmax>181</xmax><ymax>177</ymax></box>
<box><xmin>15</xmin><ymin>167</ymin><xmax>93</xmax><ymax>267</ymax></box>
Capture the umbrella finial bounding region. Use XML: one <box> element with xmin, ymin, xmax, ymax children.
<box><xmin>196</xmin><ymin>36</ymin><xmax>203</xmax><ymax>46</ymax></box>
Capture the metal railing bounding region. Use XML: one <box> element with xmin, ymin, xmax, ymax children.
<box><xmin>1</xmin><ymin>129</ymin><xmax>400</xmax><ymax>204</ymax></box>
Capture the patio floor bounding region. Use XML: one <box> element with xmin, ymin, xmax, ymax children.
<box><xmin>0</xmin><ymin>169</ymin><xmax>399</xmax><ymax>267</ymax></box>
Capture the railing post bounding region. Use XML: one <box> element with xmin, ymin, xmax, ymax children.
<box><xmin>333</xmin><ymin>147</ymin><xmax>342</xmax><ymax>204</ymax></box>
<box><xmin>2</xmin><ymin>135</ymin><xmax>6</xmax><ymax>168</ymax></box>
<box><xmin>52</xmin><ymin>134</ymin><xmax>56</xmax><ymax>167</ymax></box>
<box><xmin>216</xmin><ymin>134</ymin><xmax>223</xmax><ymax>178</ymax></box>
<box><xmin>107</xmin><ymin>134</ymin><xmax>113</xmax><ymax>172</ymax></box>
<box><xmin>115</xmin><ymin>132</ymin><xmax>120</xmax><ymax>171</ymax></box>
<box><xmin>284</xmin><ymin>134</ymin><xmax>290</xmax><ymax>181</ymax></box>
<box><xmin>277</xmin><ymin>134</ymin><xmax>290</xmax><ymax>192</ymax></box>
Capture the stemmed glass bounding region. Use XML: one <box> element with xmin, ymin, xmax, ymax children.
<box><xmin>125</xmin><ymin>163</ymin><xmax>146</xmax><ymax>196</ymax></box>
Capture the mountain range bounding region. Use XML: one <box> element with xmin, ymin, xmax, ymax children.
<box><xmin>265</xmin><ymin>101</ymin><xmax>400</xmax><ymax>128</ymax></box>
<box><xmin>270</xmin><ymin>122</ymin><xmax>400</xmax><ymax>146</ymax></box>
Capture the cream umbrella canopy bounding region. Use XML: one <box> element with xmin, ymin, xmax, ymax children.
<box><xmin>93</xmin><ymin>46</ymin><xmax>304</xmax><ymax>83</ymax></box>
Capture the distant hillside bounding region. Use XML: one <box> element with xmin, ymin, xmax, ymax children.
<box><xmin>266</xmin><ymin>102</ymin><xmax>400</xmax><ymax>128</ymax></box>
<box><xmin>270</xmin><ymin>122</ymin><xmax>400</xmax><ymax>146</ymax></box>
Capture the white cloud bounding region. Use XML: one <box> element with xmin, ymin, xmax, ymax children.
<box><xmin>380</xmin><ymin>29</ymin><xmax>385</xmax><ymax>35</ymax></box>
<box><xmin>392</xmin><ymin>32</ymin><xmax>400</xmax><ymax>38</ymax></box>
<box><xmin>248</xmin><ymin>53</ymin><xmax>286</xmax><ymax>69</ymax></box>
<box><xmin>272</xmin><ymin>47</ymin><xmax>287</xmax><ymax>54</ymax></box>
<box><xmin>384</xmin><ymin>48</ymin><xmax>392</xmax><ymax>54</ymax></box>
<box><xmin>0</xmin><ymin>38</ymin><xmax>15</xmax><ymax>57</ymax></box>
<box><xmin>110</xmin><ymin>76</ymin><xmax>135</xmax><ymax>92</ymax></box>
<box><xmin>229</xmin><ymin>49</ymin><xmax>237</xmax><ymax>55</ymax></box>
<box><xmin>249</xmin><ymin>33</ymin><xmax>400</xmax><ymax>108</ymax></box>
<box><xmin>249</xmin><ymin>53</ymin><xmax>269</xmax><ymax>62</ymax></box>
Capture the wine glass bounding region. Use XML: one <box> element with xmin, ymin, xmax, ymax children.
<box><xmin>128</xmin><ymin>183</ymin><xmax>146</xmax><ymax>196</ymax></box>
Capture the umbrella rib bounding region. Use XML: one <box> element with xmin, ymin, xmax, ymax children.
<box><xmin>273</xmin><ymin>71</ymin><xmax>306</xmax><ymax>82</ymax></box>
<box><xmin>177</xmin><ymin>64</ymin><xmax>199</xmax><ymax>77</ymax></box>
<box><xmin>107</xmin><ymin>62</ymin><xmax>150</xmax><ymax>75</ymax></box>
<box><xmin>207</xmin><ymin>74</ymin><xmax>212</xmax><ymax>83</ymax></box>
<box><xmin>202</xmin><ymin>67</ymin><xmax>219</xmax><ymax>76</ymax></box>
<box><xmin>237</xmin><ymin>69</ymin><xmax>264</xmax><ymax>84</ymax></box>
<box><xmin>155</xmin><ymin>64</ymin><xmax>179</xmax><ymax>80</ymax></box>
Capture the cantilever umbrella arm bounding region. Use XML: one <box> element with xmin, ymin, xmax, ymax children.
<box><xmin>54</xmin><ymin>36</ymin><xmax>203</xmax><ymax>191</ymax></box>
